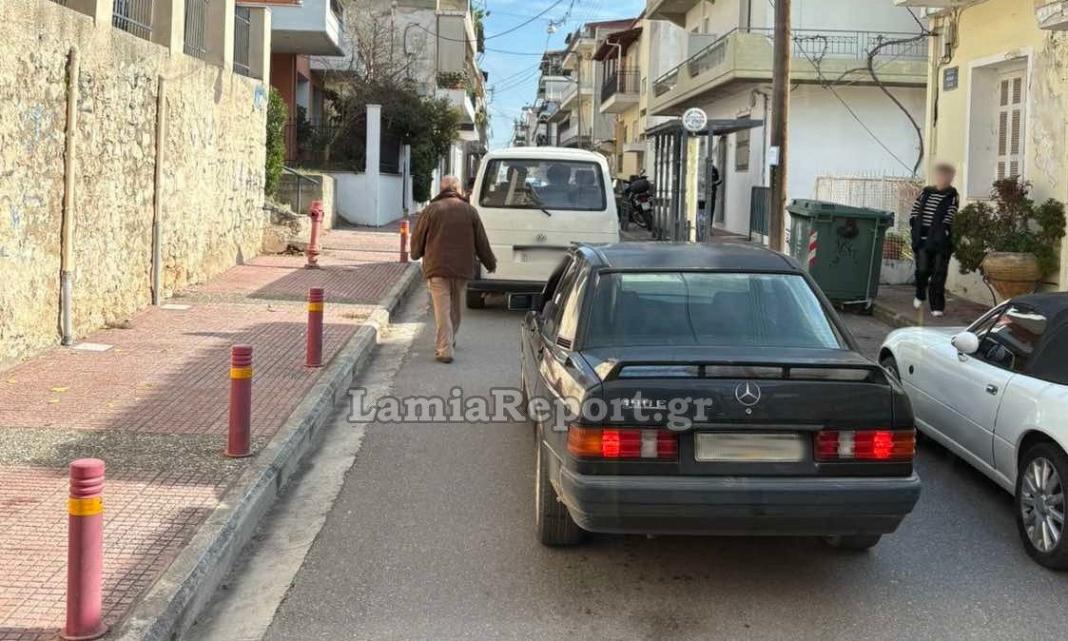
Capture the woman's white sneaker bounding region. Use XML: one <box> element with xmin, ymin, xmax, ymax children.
<box><xmin>932</xmin><ymin>310</ymin><xmax>944</xmax><ymax>317</ymax></box>
<box><xmin>913</xmin><ymin>298</ymin><xmax>923</xmax><ymax>310</ymax></box>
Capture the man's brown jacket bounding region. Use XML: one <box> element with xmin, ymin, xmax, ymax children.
<box><xmin>410</xmin><ymin>190</ymin><xmax>497</xmax><ymax>279</ymax></box>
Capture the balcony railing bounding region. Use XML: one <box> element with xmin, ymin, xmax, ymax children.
<box><xmin>653</xmin><ymin>27</ymin><xmax>927</xmax><ymax>98</ymax></box>
<box><xmin>113</xmin><ymin>0</ymin><xmax>153</xmax><ymax>40</ymax></box>
<box><xmin>601</xmin><ymin>69</ymin><xmax>641</xmax><ymax>103</ymax></box>
<box><xmin>183</xmin><ymin>0</ymin><xmax>209</xmax><ymax>59</ymax></box>
<box><xmin>233</xmin><ymin>6</ymin><xmax>252</xmax><ymax>77</ymax></box>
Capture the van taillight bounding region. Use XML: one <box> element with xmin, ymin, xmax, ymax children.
<box><xmin>568</xmin><ymin>427</ymin><xmax>678</xmax><ymax>460</ymax></box>
<box><xmin>815</xmin><ymin>430</ymin><xmax>915</xmax><ymax>461</ymax></box>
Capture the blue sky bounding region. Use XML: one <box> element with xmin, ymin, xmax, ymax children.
<box><xmin>477</xmin><ymin>0</ymin><xmax>646</xmax><ymax>149</ymax></box>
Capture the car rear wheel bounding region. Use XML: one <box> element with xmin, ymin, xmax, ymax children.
<box><xmin>823</xmin><ymin>534</ymin><xmax>882</xmax><ymax>551</ymax></box>
<box><xmin>535</xmin><ymin>440</ymin><xmax>584</xmax><ymax>546</ymax></box>
<box><xmin>1015</xmin><ymin>442</ymin><xmax>1068</xmax><ymax>569</ymax></box>
<box><xmin>466</xmin><ymin>288</ymin><xmax>486</xmax><ymax>309</ymax></box>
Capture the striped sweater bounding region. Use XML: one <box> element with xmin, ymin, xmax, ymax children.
<box><xmin>909</xmin><ymin>188</ymin><xmax>959</xmax><ymax>229</ymax></box>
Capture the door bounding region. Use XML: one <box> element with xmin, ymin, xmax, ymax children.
<box><xmin>714</xmin><ymin>135</ymin><xmax>727</xmax><ymax>225</ymax></box>
<box><xmin>926</xmin><ymin>303</ymin><xmax>1048</xmax><ymax>468</ymax></box>
<box><xmin>475</xmin><ymin>156</ymin><xmax>618</xmax><ymax>284</ymax></box>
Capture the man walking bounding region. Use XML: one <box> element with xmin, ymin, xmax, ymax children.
<box><xmin>909</xmin><ymin>163</ymin><xmax>959</xmax><ymax>317</ymax></box>
<box><xmin>410</xmin><ymin>176</ymin><xmax>497</xmax><ymax>363</ymax></box>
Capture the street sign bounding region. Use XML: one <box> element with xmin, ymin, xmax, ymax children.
<box><xmin>682</xmin><ymin>107</ymin><xmax>708</xmax><ymax>134</ymax></box>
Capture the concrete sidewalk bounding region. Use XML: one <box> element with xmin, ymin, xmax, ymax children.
<box><xmin>873</xmin><ymin>284</ymin><xmax>992</xmax><ymax>329</ymax></box>
<box><xmin>0</xmin><ymin>227</ymin><xmax>418</xmax><ymax>641</ymax></box>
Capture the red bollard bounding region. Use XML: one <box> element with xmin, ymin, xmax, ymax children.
<box><xmin>306</xmin><ymin>288</ymin><xmax>324</xmax><ymax>368</ymax></box>
<box><xmin>306</xmin><ymin>200</ymin><xmax>324</xmax><ymax>270</ymax></box>
<box><xmin>399</xmin><ymin>219</ymin><xmax>410</xmax><ymax>264</ymax></box>
<box><xmin>63</xmin><ymin>458</ymin><xmax>107</xmax><ymax>641</ymax></box>
<box><xmin>227</xmin><ymin>345</ymin><xmax>253</xmax><ymax>458</ymax></box>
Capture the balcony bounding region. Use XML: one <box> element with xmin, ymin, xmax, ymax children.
<box><xmin>600</xmin><ymin>69</ymin><xmax>640</xmax><ymax>113</ymax></box>
<box><xmin>436</xmin><ymin>87</ymin><xmax>477</xmax><ymax>125</ymax></box>
<box><xmin>270</xmin><ymin>0</ymin><xmax>344</xmax><ymax>56</ymax></box>
<box><xmin>1037</xmin><ymin>1</ymin><xmax>1068</xmax><ymax>30</ymax></box>
<box><xmin>651</xmin><ymin>28</ymin><xmax>928</xmax><ymax>116</ymax></box>
<box><xmin>646</xmin><ymin>0</ymin><xmax>699</xmax><ymax>27</ymax></box>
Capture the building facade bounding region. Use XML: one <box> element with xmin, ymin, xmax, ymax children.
<box><xmin>647</xmin><ymin>0</ymin><xmax>929</xmax><ymax>240</ymax></box>
<box><xmin>902</xmin><ymin>0</ymin><xmax>1068</xmax><ymax>298</ymax></box>
<box><xmin>243</xmin><ymin>0</ymin><xmax>345</xmax><ymax>161</ymax></box>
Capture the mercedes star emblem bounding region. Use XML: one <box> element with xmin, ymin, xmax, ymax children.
<box><xmin>735</xmin><ymin>381</ymin><xmax>762</xmax><ymax>407</ymax></box>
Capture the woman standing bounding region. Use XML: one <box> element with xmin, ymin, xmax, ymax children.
<box><xmin>910</xmin><ymin>163</ymin><xmax>960</xmax><ymax>317</ymax></box>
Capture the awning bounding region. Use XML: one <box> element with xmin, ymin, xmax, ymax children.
<box><xmin>646</xmin><ymin>117</ymin><xmax>765</xmax><ymax>136</ymax></box>
<box><xmin>592</xmin><ymin>27</ymin><xmax>643</xmax><ymax>61</ymax></box>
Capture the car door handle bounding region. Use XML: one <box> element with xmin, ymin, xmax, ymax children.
<box><xmin>986</xmin><ymin>384</ymin><xmax>999</xmax><ymax>396</ymax></box>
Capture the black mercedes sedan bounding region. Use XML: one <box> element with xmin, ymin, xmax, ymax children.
<box><xmin>519</xmin><ymin>242</ymin><xmax>921</xmax><ymax>549</ymax></box>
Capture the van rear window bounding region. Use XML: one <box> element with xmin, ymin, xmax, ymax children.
<box><xmin>479</xmin><ymin>159</ymin><xmax>606</xmax><ymax>211</ymax></box>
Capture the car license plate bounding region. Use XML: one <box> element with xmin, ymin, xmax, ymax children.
<box><xmin>694</xmin><ymin>433</ymin><xmax>805</xmax><ymax>463</ymax></box>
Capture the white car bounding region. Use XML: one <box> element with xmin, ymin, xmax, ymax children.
<box><xmin>879</xmin><ymin>293</ymin><xmax>1068</xmax><ymax>568</ymax></box>
<box><xmin>466</xmin><ymin>147</ymin><xmax>620</xmax><ymax>309</ymax></box>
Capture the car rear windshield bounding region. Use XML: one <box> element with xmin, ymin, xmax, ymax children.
<box><xmin>479</xmin><ymin>159</ymin><xmax>606</xmax><ymax>211</ymax></box>
<box><xmin>584</xmin><ymin>272</ymin><xmax>844</xmax><ymax>349</ymax></box>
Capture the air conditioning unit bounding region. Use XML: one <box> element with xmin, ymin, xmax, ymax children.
<box><xmin>1036</xmin><ymin>1</ymin><xmax>1068</xmax><ymax>30</ymax></box>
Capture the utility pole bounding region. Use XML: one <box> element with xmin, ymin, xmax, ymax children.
<box><xmin>768</xmin><ymin>0</ymin><xmax>791</xmax><ymax>252</ymax></box>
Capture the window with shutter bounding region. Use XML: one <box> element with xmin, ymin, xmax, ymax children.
<box><xmin>996</xmin><ymin>72</ymin><xmax>1025</xmax><ymax>181</ymax></box>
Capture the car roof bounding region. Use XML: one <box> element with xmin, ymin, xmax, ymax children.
<box><xmin>1012</xmin><ymin>292</ymin><xmax>1068</xmax><ymax>329</ymax></box>
<box><xmin>576</xmin><ymin>241</ymin><xmax>800</xmax><ymax>272</ymax></box>
<box><xmin>484</xmin><ymin>147</ymin><xmax>607</xmax><ymax>163</ymax></box>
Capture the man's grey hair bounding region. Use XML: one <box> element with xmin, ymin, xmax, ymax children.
<box><xmin>440</xmin><ymin>175</ymin><xmax>462</xmax><ymax>192</ymax></box>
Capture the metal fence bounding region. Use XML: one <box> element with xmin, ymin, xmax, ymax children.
<box><xmin>183</xmin><ymin>0</ymin><xmax>208</xmax><ymax>59</ymax></box>
<box><xmin>284</xmin><ymin>122</ymin><xmax>403</xmax><ymax>175</ymax></box>
<box><xmin>233</xmin><ymin>6</ymin><xmax>252</xmax><ymax>77</ymax></box>
<box><xmin>814</xmin><ymin>175</ymin><xmax>922</xmax><ymax>260</ymax></box>
<box><xmin>113</xmin><ymin>0</ymin><xmax>153</xmax><ymax>40</ymax></box>
<box><xmin>601</xmin><ymin>70</ymin><xmax>640</xmax><ymax>104</ymax></box>
<box><xmin>655</xmin><ymin>27</ymin><xmax>926</xmax><ymax>97</ymax></box>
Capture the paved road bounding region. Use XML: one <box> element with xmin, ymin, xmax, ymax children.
<box><xmin>187</xmin><ymin>287</ymin><xmax>1068</xmax><ymax>641</ymax></box>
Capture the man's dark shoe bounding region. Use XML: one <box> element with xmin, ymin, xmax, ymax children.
<box><xmin>436</xmin><ymin>355</ymin><xmax>454</xmax><ymax>364</ymax></box>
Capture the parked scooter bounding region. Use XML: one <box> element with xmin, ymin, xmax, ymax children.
<box><xmin>617</xmin><ymin>172</ymin><xmax>655</xmax><ymax>231</ymax></box>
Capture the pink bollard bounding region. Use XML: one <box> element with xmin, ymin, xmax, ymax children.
<box><xmin>63</xmin><ymin>458</ymin><xmax>107</xmax><ymax>640</ymax></box>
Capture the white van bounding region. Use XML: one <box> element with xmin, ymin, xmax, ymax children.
<box><xmin>467</xmin><ymin>147</ymin><xmax>620</xmax><ymax>308</ymax></box>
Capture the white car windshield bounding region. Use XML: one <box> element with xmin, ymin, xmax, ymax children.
<box><xmin>479</xmin><ymin>159</ymin><xmax>606</xmax><ymax>211</ymax></box>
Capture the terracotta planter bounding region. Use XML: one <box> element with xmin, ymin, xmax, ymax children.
<box><xmin>981</xmin><ymin>252</ymin><xmax>1042</xmax><ymax>301</ymax></box>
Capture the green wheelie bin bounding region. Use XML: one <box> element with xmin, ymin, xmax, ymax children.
<box><xmin>786</xmin><ymin>199</ymin><xmax>894</xmax><ymax>309</ymax></box>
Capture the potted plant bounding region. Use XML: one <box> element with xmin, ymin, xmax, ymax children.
<box><xmin>954</xmin><ymin>178</ymin><xmax>1065</xmax><ymax>300</ymax></box>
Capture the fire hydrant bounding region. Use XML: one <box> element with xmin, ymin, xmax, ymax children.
<box><xmin>306</xmin><ymin>200</ymin><xmax>324</xmax><ymax>269</ymax></box>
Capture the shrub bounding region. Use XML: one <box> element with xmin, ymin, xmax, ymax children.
<box><xmin>264</xmin><ymin>88</ymin><xmax>287</xmax><ymax>197</ymax></box>
<box><xmin>954</xmin><ymin>178</ymin><xmax>1066</xmax><ymax>276</ymax></box>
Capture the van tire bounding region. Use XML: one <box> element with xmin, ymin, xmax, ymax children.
<box><xmin>466</xmin><ymin>288</ymin><xmax>486</xmax><ymax>309</ymax></box>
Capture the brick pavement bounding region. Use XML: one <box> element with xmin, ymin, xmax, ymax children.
<box><xmin>0</xmin><ymin>226</ymin><xmax>408</xmax><ymax>641</ymax></box>
<box><xmin>874</xmin><ymin>284</ymin><xmax>991</xmax><ymax>329</ymax></box>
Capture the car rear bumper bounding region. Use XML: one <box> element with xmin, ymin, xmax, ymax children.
<box><xmin>557</xmin><ymin>468</ymin><xmax>921</xmax><ymax>536</ymax></box>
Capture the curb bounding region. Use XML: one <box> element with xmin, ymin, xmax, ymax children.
<box><xmin>872</xmin><ymin>302</ymin><xmax>915</xmax><ymax>329</ymax></box>
<box><xmin>113</xmin><ymin>263</ymin><xmax>421</xmax><ymax>641</ymax></box>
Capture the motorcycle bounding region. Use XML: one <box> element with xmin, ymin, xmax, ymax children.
<box><xmin>617</xmin><ymin>172</ymin><xmax>655</xmax><ymax>231</ymax></box>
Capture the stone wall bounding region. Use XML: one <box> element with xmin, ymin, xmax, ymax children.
<box><xmin>0</xmin><ymin>0</ymin><xmax>269</xmax><ymax>369</ymax></box>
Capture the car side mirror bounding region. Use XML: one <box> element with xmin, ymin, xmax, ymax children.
<box><xmin>951</xmin><ymin>331</ymin><xmax>980</xmax><ymax>355</ymax></box>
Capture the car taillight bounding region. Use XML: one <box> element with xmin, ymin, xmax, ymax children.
<box><xmin>814</xmin><ymin>429</ymin><xmax>915</xmax><ymax>461</ymax></box>
<box><xmin>568</xmin><ymin>427</ymin><xmax>678</xmax><ymax>460</ymax></box>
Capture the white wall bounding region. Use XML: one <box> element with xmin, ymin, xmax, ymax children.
<box><xmin>694</xmin><ymin>83</ymin><xmax>927</xmax><ymax>235</ymax></box>
<box><xmin>330</xmin><ymin>172</ymin><xmax>406</xmax><ymax>226</ymax></box>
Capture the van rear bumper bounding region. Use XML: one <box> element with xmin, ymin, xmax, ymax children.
<box><xmin>467</xmin><ymin>279</ymin><xmax>544</xmax><ymax>294</ymax></box>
